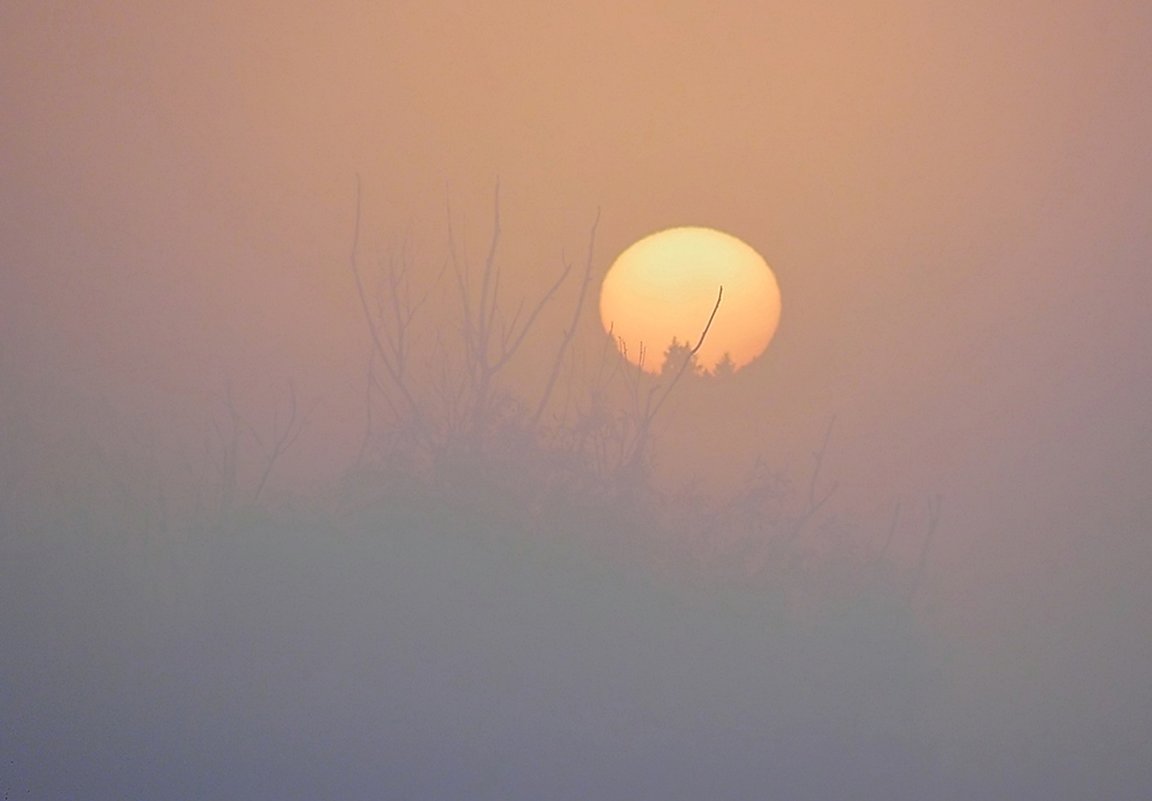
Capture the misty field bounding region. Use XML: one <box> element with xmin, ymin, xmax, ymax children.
<box><xmin>2</xmin><ymin>458</ymin><xmax>933</xmax><ymax>798</ymax></box>
<box><xmin>3</xmin><ymin>360</ymin><xmax>1148</xmax><ymax>800</ymax></box>
<box><xmin>3</xmin><ymin>178</ymin><xmax>1150</xmax><ymax>797</ymax></box>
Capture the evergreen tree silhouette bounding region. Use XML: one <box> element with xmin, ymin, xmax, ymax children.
<box><xmin>712</xmin><ymin>352</ymin><xmax>737</xmax><ymax>379</ymax></box>
<box><xmin>660</xmin><ymin>337</ymin><xmax>702</xmax><ymax>378</ymax></box>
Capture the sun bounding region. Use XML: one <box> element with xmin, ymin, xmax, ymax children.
<box><xmin>600</xmin><ymin>227</ymin><xmax>781</xmax><ymax>373</ymax></box>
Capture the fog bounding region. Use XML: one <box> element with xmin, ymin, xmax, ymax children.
<box><xmin>2</xmin><ymin>2</ymin><xmax>1150</xmax><ymax>798</ymax></box>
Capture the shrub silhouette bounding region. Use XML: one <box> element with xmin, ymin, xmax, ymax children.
<box><xmin>345</xmin><ymin>186</ymin><xmax>938</xmax><ymax>601</ymax></box>
<box><xmin>0</xmin><ymin>191</ymin><xmax>950</xmax><ymax>801</ymax></box>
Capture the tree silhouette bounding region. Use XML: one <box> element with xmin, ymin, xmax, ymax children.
<box><xmin>712</xmin><ymin>352</ymin><xmax>737</xmax><ymax>379</ymax></box>
<box><xmin>660</xmin><ymin>337</ymin><xmax>703</xmax><ymax>379</ymax></box>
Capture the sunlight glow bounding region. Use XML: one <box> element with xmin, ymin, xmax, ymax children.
<box><xmin>600</xmin><ymin>227</ymin><xmax>781</xmax><ymax>373</ymax></box>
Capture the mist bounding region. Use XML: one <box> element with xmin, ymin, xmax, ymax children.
<box><xmin>3</xmin><ymin>1</ymin><xmax>1151</xmax><ymax>798</ymax></box>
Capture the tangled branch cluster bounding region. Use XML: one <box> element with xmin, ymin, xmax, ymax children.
<box><xmin>347</xmin><ymin>185</ymin><xmax>938</xmax><ymax>596</ymax></box>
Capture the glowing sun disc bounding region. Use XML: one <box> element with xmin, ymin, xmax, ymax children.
<box><xmin>600</xmin><ymin>227</ymin><xmax>781</xmax><ymax>373</ymax></box>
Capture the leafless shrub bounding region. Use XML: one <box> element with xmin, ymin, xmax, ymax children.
<box><xmin>350</xmin><ymin>179</ymin><xmax>603</xmax><ymax>492</ymax></box>
<box><xmin>345</xmin><ymin>183</ymin><xmax>933</xmax><ymax>609</ymax></box>
<box><xmin>199</xmin><ymin>379</ymin><xmax>315</xmax><ymax>527</ymax></box>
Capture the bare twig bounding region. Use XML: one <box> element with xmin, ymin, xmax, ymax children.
<box><xmin>745</xmin><ymin>416</ymin><xmax>839</xmax><ymax>575</ymax></box>
<box><xmin>648</xmin><ymin>286</ymin><xmax>723</xmax><ymax>422</ymax></box>
<box><xmin>350</xmin><ymin>176</ymin><xmax>422</xmax><ymax>425</ymax></box>
<box><xmin>356</xmin><ymin>353</ymin><xmax>375</xmax><ymax>467</ymax></box>
<box><xmin>533</xmin><ymin>207</ymin><xmax>601</xmax><ymax>425</ymax></box>
<box><xmin>616</xmin><ymin>286</ymin><xmax>724</xmax><ymax>491</ymax></box>
<box><xmin>250</xmin><ymin>380</ymin><xmax>315</xmax><ymax>503</ymax></box>
<box><xmin>445</xmin><ymin>181</ymin><xmax>576</xmax><ymax>441</ymax></box>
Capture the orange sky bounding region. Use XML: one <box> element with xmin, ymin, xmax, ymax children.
<box><xmin>5</xmin><ymin>4</ymin><xmax>1152</xmax><ymax>795</ymax></box>
<box><xmin>3</xmin><ymin>0</ymin><xmax>1151</xmax><ymax>599</ymax></box>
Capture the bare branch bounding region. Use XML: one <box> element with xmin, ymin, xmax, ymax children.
<box><xmin>534</xmin><ymin>207</ymin><xmax>601</xmax><ymax>425</ymax></box>
<box><xmin>349</xmin><ymin>176</ymin><xmax>422</xmax><ymax>424</ymax></box>
<box><xmin>491</xmin><ymin>255</ymin><xmax>572</xmax><ymax>372</ymax></box>
<box><xmin>647</xmin><ymin>285</ymin><xmax>723</xmax><ymax>422</ymax></box>
<box><xmin>611</xmin><ymin>287</ymin><xmax>724</xmax><ymax>492</ymax></box>
<box><xmin>251</xmin><ymin>380</ymin><xmax>314</xmax><ymax>504</ymax></box>
<box><xmin>477</xmin><ymin>180</ymin><xmax>501</xmax><ymax>342</ymax></box>
<box><xmin>356</xmin><ymin>353</ymin><xmax>375</xmax><ymax>467</ymax></box>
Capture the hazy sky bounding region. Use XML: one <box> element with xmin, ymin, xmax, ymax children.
<box><xmin>6</xmin><ymin>0</ymin><xmax>1150</xmax><ymax>541</ymax></box>
<box><xmin>3</xmin><ymin>2</ymin><xmax>1151</xmax><ymax>793</ymax></box>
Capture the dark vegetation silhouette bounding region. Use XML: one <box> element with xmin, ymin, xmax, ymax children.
<box><xmin>345</xmin><ymin>181</ymin><xmax>940</xmax><ymax>599</ymax></box>
<box><xmin>0</xmin><ymin>190</ymin><xmax>974</xmax><ymax>801</ymax></box>
<box><xmin>2</xmin><ymin>189</ymin><xmax>1146</xmax><ymax>801</ymax></box>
